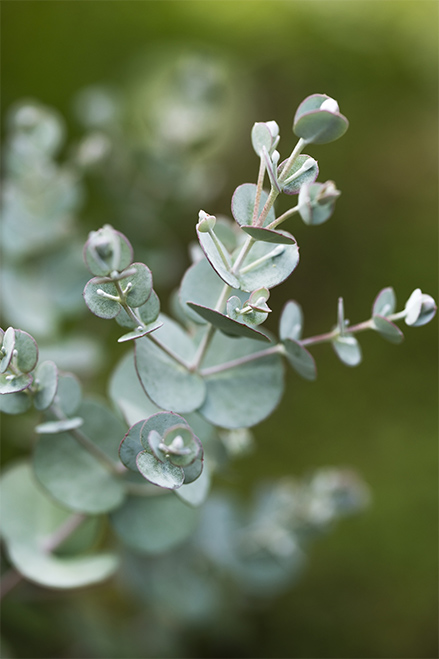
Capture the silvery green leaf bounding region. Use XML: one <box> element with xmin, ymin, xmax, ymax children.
<box><xmin>241</xmin><ymin>226</ymin><xmax>297</xmax><ymax>245</ymax></box>
<box><xmin>279</xmin><ymin>300</ymin><xmax>303</xmax><ymax>341</ymax></box>
<box><xmin>231</xmin><ymin>183</ymin><xmax>276</xmax><ymax>227</ymax></box>
<box><xmin>121</xmin><ymin>262</ymin><xmax>153</xmax><ymax>308</ymax></box>
<box><xmin>0</xmin><ymin>390</ymin><xmax>32</xmax><ymax>414</ymax></box>
<box><xmin>293</xmin><ymin>94</ymin><xmax>349</xmax><ymax>144</ymax></box>
<box><xmin>0</xmin><ymin>463</ymin><xmax>119</xmax><ymax>589</ymax></box>
<box><xmin>110</xmin><ymin>494</ymin><xmax>199</xmax><ymax>554</ymax></box>
<box><xmin>135</xmin><ymin>316</ymin><xmax>206</xmax><ymax>414</ymax></box>
<box><xmin>251</xmin><ymin>122</ymin><xmax>274</xmax><ymax>157</ymax></box>
<box><xmin>119</xmin><ymin>420</ymin><xmax>144</xmax><ymax>471</ymax></box>
<box><xmin>372</xmin><ymin>287</ymin><xmax>396</xmax><ymax>318</ymax></box>
<box><xmin>404</xmin><ymin>289</ymin><xmax>437</xmax><ymax>326</ymax></box>
<box><xmin>179</xmin><ymin>257</ymin><xmax>225</xmax><ymax>324</ymax></box>
<box><xmin>332</xmin><ymin>335</ymin><xmax>362</xmax><ymax>366</ymax></box>
<box><xmin>14</xmin><ymin>329</ymin><xmax>39</xmax><ymax>373</ymax></box>
<box><xmin>298</xmin><ymin>181</ymin><xmax>340</xmax><ymax>226</ymax></box>
<box><xmin>83</xmin><ymin>225</ymin><xmax>133</xmax><ymax>276</ymax></box>
<box><xmin>35</xmin><ymin>418</ymin><xmax>84</xmax><ymax>434</ymax></box>
<box><xmin>196</xmin><ymin>226</ymin><xmax>240</xmax><ymax>288</ymax></box>
<box><xmin>187</xmin><ymin>302</ymin><xmax>270</xmax><ymax>342</ymax></box>
<box><xmin>182</xmin><ymin>457</ymin><xmax>204</xmax><ymax>484</ymax></box>
<box><xmin>372</xmin><ymin>315</ymin><xmax>404</xmax><ymax>344</ymax></box>
<box><xmin>0</xmin><ymin>372</ymin><xmax>32</xmax><ymax>395</ymax></box>
<box><xmin>116</xmin><ymin>290</ymin><xmax>161</xmax><ymax>329</ymax></box>
<box><xmin>78</xmin><ymin>399</ymin><xmax>127</xmax><ymax>463</ymax></box>
<box><xmin>117</xmin><ymin>320</ymin><xmax>163</xmax><ymax>343</ymax></box>
<box><xmin>33</xmin><ymin>360</ymin><xmax>58</xmax><ymax>411</ymax></box>
<box><xmin>33</xmin><ymin>432</ymin><xmax>125</xmax><ymax>513</ymax></box>
<box><xmin>140</xmin><ymin>411</ymin><xmax>192</xmax><ymax>451</ymax></box>
<box><xmin>199</xmin><ymin>333</ymin><xmax>284</xmax><ymax>429</ymax></box>
<box><xmin>161</xmin><ymin>425</ymin><xmax>202</xmax><ymax>468</ymax></box>
<box><xmin>0</xmin><ymin>327</ymin><xmax>15</xmax><ymax>374</ymax></box>
<box><xmin>136</xmin><ymin>450</ymin><xmax>184</xmax><ymax>490</ymax></box>
<box><xmin>83</xmin><ymin>279</ymin><xmax>121</xmax><ymax>319</ymax></box>
<box><xmin>283</xmin><ymin>339</ymin><xmax>317</xmax><ymax>381</ymax></box>
<box><xmin>277</xmin><ymin>155</ymin><xmax>319</xmax><ymax>195</ymax></box>
<box><xmin>237</xmin><ymin>240</ymin><xmax>299</xmax><ymax>292</ymax></box>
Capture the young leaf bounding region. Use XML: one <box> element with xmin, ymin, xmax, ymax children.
<box><xmin>187</xmin><ymin>302</ymin><xmax>271</xmax><ymax>342</ymax></box>
<box><xmin>332</xmin><ymin>335</ymin><xmax>362</xmax><ymax>366</ymax></box>
<box><xmin>279</xmin><ymin>300</ymin><xmax>304</xmax><ymax>341</ymax></box>
<box><xmin>231</xmin><ymin>183</ymin><xmax>276</xmax><ymax>227</ymax></box>
<box><xmin>33</xmin><ymin>360</ymin><xmax>58</xmax><ymax>411</ymax></box>
<box><xmin>372</xmin><ymin>287</ymin><xmax>396</xmax><ymax>318</ymax></box>
<box><xmin>372</xmin><ymin>316</ymin><xmax>404</xmax><ymax>344</ymax></box>
<box><xmin>283</xmin><ymin>339</ymin><xmax>317</xmax><ymax>381</ymax></box>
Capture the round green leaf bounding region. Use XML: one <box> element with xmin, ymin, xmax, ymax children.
<box><xmin>121</xmin><ymin>262</ymin><xmax>153</xmax><ymax>308</ymax></box>
<box><xmin>161</xmin><ymin>425</ymin><xmax>202</xmax><ymax>467</ymax></box>
<box><xmin>277</xmin><ymin>155</ymin><xmax>319</xmax><ymax>195</ymax></box>
<box><xmin>237</xmin><ymin>240</ymin><xmax>299</xmax><ymax>292</ymax></box>
<box><xmin>231</xmin><ymin>183</ymin><xmax>276</xmax><ymax>227</ymax></box>
<box><xmin>182</xmin><ymin>457</ymin><xmax>204</xmax><ymax>484</ymax></box>
<box><xmin>83</xmin><ymin>226</ymin><xmax>133</xmax><ymax>276</ymax></box>
<box><xmin>14</xmin><ymin>329</ymin><xmax>39</xmax><ymax>373</ymax></box>
<box><xmin>199</xmin><ymin>333</ymin><xmax>284</xmax><ymax>429</ymax></box>
<box><xmin>134</xmin><ymin>316</ymin><xmax>206</xmax><ymax>414</ymax></box>
<box><xmin>116</xmin><ymin>290</ymin><xmax>161</xmax><ymax>329</ymax></box>
<box><xmin>283</xmin><ymin>339</ymin><xmax>317</xmax><ymax>381</ymax></box>
<box><xmin>136</xmin><ymin>450</ymin><xmax>184</xmax><ymax>489</ymax></box>
<box><xmin>0</xmin><ymin>327</ymin><xmax>15</xmax><ymax>373</ymax></box>
<box><xmin>33</xmin><ymin>432</ymin><xmax>125</xmax><ymax>513</ymax></box>
<box><xmin>372</xmin><ymin>315</ymin><xmax>404</xmax><ymax>344</ymax></box>
<box><xmin>119</xmin><ymin>420</ymin><xmax>144</xmax><ymax>471</ymax></box>
<box><xmin>78</xmin><ymin>399</ymin><xmax>128</xmax><ymax>463</ymax></box>
<box><xmin>197</xmin><ymin>227</ymin><xmax>240</xmax><ymax>288</ymax></box>
<box><xmin>0</xmin><ymin>462</ymin><xmax>119</xmax><ymax>589</ymax></box>
<box><xmin>0</xmin><ymin>372</ymin><xmax>32</xmax><ymax>395</ymax></box>
<box><xmin>332</xmin><ymin>335</ymin><xmax>362</xmax><ymax>366</ymax></box>
<box><xmin>110</xmin><ymin>494</ymin><xmax>199</xmax><ymax>554</ymax></box>
<box><xmin>0</xmin><ymin>390</ymin><xmax>32</xmax><ymax>414</ymax></box>
<box><xmin>140</xmin><ymin>411</ymin><xmax>191</xmax><ymax>450</ymax></box>
<box><xmin>279</xmin><ymin>300</ymin><xmax>303</xmax><ymax>341</ymax></box>
<box><xmin>251</xmin><ymin>122</ymin><xmax>274</xmax><ymax>156</ymax></box>
<box><xmin>241</xmin><ymin>226</ymin><xmax>297</xmax><ymax>245</ymax></box>
<box><xmin>33</xmin><ymin>360</ymin><xmax>58</xmax><ymax>410</ymax></box>
<box><xmin>83</xmin><ymin>278</ymin><xmax>121</xmax><ymax>319</ymax></box>
<box><xmin>187</xmin><ymin>302</ymin><xmax>270</xmax><ymax>342</ymax></box>
<box><xmin>293</xmin><ymin>94</ymin><xmax>349</xmax><ymax>144</ymax></box>
<box><xmin>372</xmin><ymin>287</ymin><xmax>396</xmax><ymax>317</ymax></box>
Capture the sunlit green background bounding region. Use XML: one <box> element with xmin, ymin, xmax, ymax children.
<box><xmin>2</xmin><ymin>1</ymin><xmax>437</xmax><ymax>658</ymax></box>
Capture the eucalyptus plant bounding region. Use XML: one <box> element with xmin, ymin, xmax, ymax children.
<box><xmin>0</xmin><ymin>93</ymin><xmax>436</xmax><ymax>599</ymax></box>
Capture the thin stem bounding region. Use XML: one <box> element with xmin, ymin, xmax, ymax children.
<box><xmin>42</xmin><ymin>513</ymin><xmax>86</xmax><ymax>552</ymax></box>
<box><xmin>251</xmin><ymin>157</ymin><xmax>267</xmax><ymax>225</ymax></box>
<box><xmin>200</xmin><ymin>344</ymin><xmax>281</xmax><ymax>377</ymax></box>
<box><xmin>231</xmin><ymin>235</ymin><xmax>255</xmax><ymax>275</ymax></box>
<box><xmin>239</xmin><ymin>245</ymin><xmax>285</xmax><ymax>275</ymax></box>
<box><xmin>266</xmin><ymin>205</ymin><xmax>300</xmax><ymax>231</ymax></box>
<box><xmin>278</xmin><ymin>137</ymin><xmax>307</xmax><ymax>184</ymax></box>
<box><xmin>190</xmin><ymin>283</ymin><xmax>232</xmax><ymax>371</ymax></box>
<box><xmin>254</xmin><ymin>187</ymin><xmax>279</xmax><ymax>227</ymax></box>
<box><xmin>300</xmin><ymin>310</ymin><xmax>407</xmax><ymax>347</ymax></box>
<box><xmin>50</xmin><ymin>405</ymin><xmax>124</xmax><ymax>475</ymax></box>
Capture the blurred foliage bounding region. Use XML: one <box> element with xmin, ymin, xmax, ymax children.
<box><xmin>1</xmin><ymin>1</ymin><xmax>437</xmax><ymax>658</ymax></box>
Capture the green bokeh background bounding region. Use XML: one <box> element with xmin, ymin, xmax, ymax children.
<box><xmin>2</xmin><ymin>1</ymin><xmax>437</xmax><ymax>658</ymax></box>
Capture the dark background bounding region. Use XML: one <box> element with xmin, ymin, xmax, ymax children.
<box><xmin>2</xmin><ymin>2</ymin><xmax>438</xmax><ymax>658</ymax></box>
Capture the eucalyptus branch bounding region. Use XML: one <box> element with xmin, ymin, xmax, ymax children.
<box><xmin>278</xmin><ymin>137</ymin><xmax>307</xmax><ymax>184</ymax></box>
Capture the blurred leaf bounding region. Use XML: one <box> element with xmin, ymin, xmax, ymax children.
<box><xmin>372</xmin><ymin>315</ymin><xmax>404</xmax><ymax>344</ymax></box>
<box><xmin>283</xmin><ymin>339</ymin><xmax>317</xmax><ymax>381</ymax></box>
<box><xmin>33</xmin><ymin>360</ymin><xmax>58</xmax><ymax>411</ymax></box>
<box><xmin>279</xmin><ymin>300</ymin><xmax>303</xmax><ymax>341</ymax></box>
<box><xmin>187</xmin><ymin>302</ymin><xmax>270</xmax><ymax>341</ymax></box>
<box><xmin>332</xmin><ymin>335</ymin><xmax>362</xmax><ymax>366</ymax></box>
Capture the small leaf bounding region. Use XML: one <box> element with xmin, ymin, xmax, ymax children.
<box><xmin>55</xmin><ymin>372</ymin><xmax>82</xmax><ymax>416</ymax></box>
<box><xmin>372</xmin><ymin>316</ymin><xmax>404</xmax><ymax>344</ymax></box>
<box><xmin>83</xmin><ymin>279</ymin><xmax>121</xmax><ymax>319</ymax></box>
<box><xmin>277</xmin><ymin>155</ymin><xmax>319</xmax><ymax>195</ymax></box>
<box><xmin>196</xmin><ymin>227</ymin><xmax>240</xmax><ymax>288</ymax></box>
<box><xmin>33</xmin><ymin>360</ymin><xmax>58</xmax><ymax>411</ymax></box>
<box><xmin>0</xmin><ymin>327</ymin><xmax>15</xmax><ymax>374</ymax></box>
<box><xmin>293</xmin><ymin>94</ymin><xmax>349</xmax><ymax>144</ymax></box>
<box><xmin>35</xmin><ymin>418</ymin><xmax>84</xmax><ymax>434</ymax></box>
<box><xmin>121</xmin><ymin>262</ymin><xmax>153</xmax><ymax>308</ymax></box>
<box><xmin>0</xmin><ymin>390</ymin><xmax>32</xmax><ymax>414</ymax></box>
<box><xmin>117</xmin><ymin>320</ymin><xmax>163</xmax><ymax>343</ymax></box>
<box><xmin>0</xmin><ymin>372</ymin><xmax>32</xmax><ymax>395</ymax></box>
<box><xmin>136</xmin><ymin>450</ymin><xmax>184</xmax><ymax>490</ymax></box>
<box><xmin>14</xmin><ymin>329</ymin><xmax>39</xmax><ymax>373</ymax></box>
<box><xmin>187</xmin><ymin>302</ymin><xmax>270</xmax><ymax>342</ymax></box>
<box><xmin>332</xmin><ymin>335</ymin><xmax>362</xmax><ymax>366</ymax></box>
<box><xmin>231</xmin><ymin>183</ymin><xmax>276</xmax><ymax>227</ymax></box>
<box><xmin>298</xmin><ymin>181</ymin><xmax>340</xmax><ymax>226</ymax></box>
<box><xmin>182</xmin><ymin>457</ymin><xmax>204</xmax><ymax>484</ymax></box>
<box><xmin>161</xmin><ymin>425</ymin><xmax>202</xmax><ymax>468</ymax></box>
<box><xmin>283</xmin><ymin>339</ymin><xmax>317</xmax><ymax>381</ymax></box>
<box><xmin>110</xmin><ymin>494</ymin><xmax>199</xmax><ymax>554</ymax></box>
<box><xmin>241</xmin><ymin>226</ymin><xmax>297</xmax><ymax>245</ymax></box>
<box><xmin>251</xmin><ymin>122</ymin><xmax>275</xmax><ymax>157</ymax></box>
<box><xmin>83</xmin><ymin>225</ymin><xmax>133</xmax><ymax>276</ymax></box>
<box><xmin>119</xmin><ymin>420</ymin><xmax>144</xmax><ymax>471</ymax></box>
<box><xmin>279</xmin><ymin>300</ymin><xmax>303</xmax><ymax>341</ymax></box>
<box><xmin>372</xmin><ymin>287</ymin><xmax>396</xmax><ymax>317</ymax></box>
